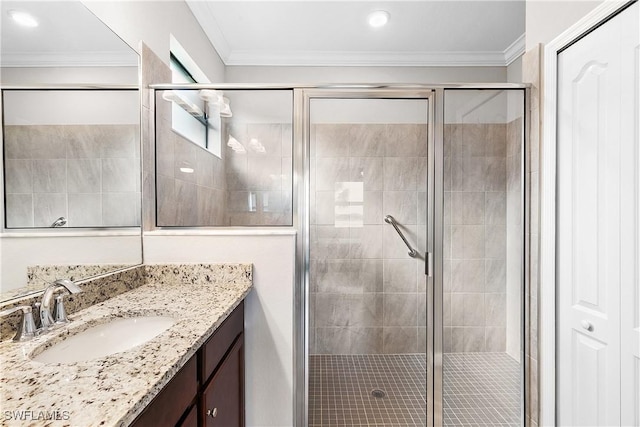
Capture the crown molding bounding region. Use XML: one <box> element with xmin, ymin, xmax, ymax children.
<box><xmin>1</xmin><ymin>51</ymin><xmax>138</xmax><ymax>68</ymax></box>
<box><xmin>503</xmin><ymin>33</ymin><xmax>526</xmax><ymax>65</ymax></box>
<box><xmin>224</xmin><ymin>50</ymin><xmax>512</xmax><ymax>67</ymax></box>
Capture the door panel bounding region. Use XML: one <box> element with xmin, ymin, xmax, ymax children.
<box><xmin>557</xmin><ymin>2</ymin><xmax>639</xmax><ymax>425</ymax></box>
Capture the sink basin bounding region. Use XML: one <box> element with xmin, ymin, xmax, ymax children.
<box><xmin>32</xmin><ymin>316</ymin><xmax>176</xmax><ymax>364</ymax></box>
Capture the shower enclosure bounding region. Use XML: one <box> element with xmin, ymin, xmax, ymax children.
<box><xmin>300</xmin><ymin>86</ymin><xmax>526</xmax><ymax>427</ymax></box>
<box><xmin>150</xmin><ymin>83</ymin><xmax>528</xmax><ymax>426</ymax></box>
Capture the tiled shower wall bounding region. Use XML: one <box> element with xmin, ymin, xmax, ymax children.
<box><xmin>4</xmin><ymin>124</ymin><xmax>140</xmax><ymax>227</ymax></box>
<box><xmin>224</xmin><ymin>122</ymin><xmax>292</xmax><ymax>226</ymax></box>
<box><xmin>443</xmin><ymin>122</ymin><xmax>517</xmax><ymax>353</ymax></box>
<box><xmin>309</xmin><ymin>123</ymin><xmax>428</xmax><ymax>355</ymax></box>
<box><xmin>155</xmin><ymin>106</ymin><xmax>226</xmax><ymax>227</ymax></box>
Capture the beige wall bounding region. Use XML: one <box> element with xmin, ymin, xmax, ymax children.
<box><xmin>525</xmin><ymin>0</ymin><xmax>603</xmax><ymax>49</ymax></box>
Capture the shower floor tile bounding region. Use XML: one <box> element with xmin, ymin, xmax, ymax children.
<box><xmin>443</xmin><ymin>352</ymin><xmax>522</xmax><ymax>426</ymax></box>
<box><xmin>309</xmin><ymin>352</ymin><xmax>521</xmax><ymax>427</ymax></box>
<box><xmin>309</xmin><ymin>354</ymin><xmax>427</xmax><ymax>426</ymax></box>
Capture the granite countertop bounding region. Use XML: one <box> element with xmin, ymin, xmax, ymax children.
<box><xmin>0</xmin><ymin>264</ymin><xmax>252</xmax><ymax>427</ymax></box>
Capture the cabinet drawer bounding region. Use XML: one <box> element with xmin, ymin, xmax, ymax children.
<box><xmin>202</xmin><ymin>301</ymin><xmax>244</xmax><ymax>382</ymax></box>
<box><xmin>202</xmin><ymin>334</ymin><xmax>244</xmax><ymax>427</ymax></box>
<box><xmin>131</xmin><ymin>356</ymin><xmax>197</xmax><ymax>427</ymax></box>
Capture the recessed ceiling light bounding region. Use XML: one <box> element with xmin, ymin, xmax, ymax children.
<box><xmin>8</xmin><ymin>10</ymin><xmax>38</xmax><ymax>28</ymax></box>
<box><xmin>368</xmin><ymin>10</ymin><xmax>390</xmax><ymax>28</ymax></box>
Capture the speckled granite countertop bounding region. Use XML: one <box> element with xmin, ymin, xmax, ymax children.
<box><xmin>0</xmin><ymin>263</ymin><xmax>252</xmax><ymax>427</ymax></box>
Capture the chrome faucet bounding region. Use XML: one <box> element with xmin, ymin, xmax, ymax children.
<box><xmin>40</xmin><ymin>279</ymin><xmax>82</xmax><ymax>329</ymax></box>
<box><xmin>0</xmin><ymin>305</ymin><xmax>38</xmax><ymax>341</ymax></box>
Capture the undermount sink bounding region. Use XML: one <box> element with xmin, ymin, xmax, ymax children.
<box><xmin>32</xmin><ymin>316</ymin><xmax>176</xmax><ymax>364</ymax></box>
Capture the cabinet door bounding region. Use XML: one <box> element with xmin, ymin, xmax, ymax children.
<box><xmin>202</xmin><ymin>334</ymin><xmax>244</xmax><ymax>427</ymax></box>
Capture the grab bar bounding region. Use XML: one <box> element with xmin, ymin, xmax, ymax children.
<box><xmin>384</xmin><ymin>215</ymin><xmax>418</xmax><ymax>258</ymax></box>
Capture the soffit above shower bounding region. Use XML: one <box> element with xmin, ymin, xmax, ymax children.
<box><xmin>187</xmin><ymin>1</ymin><xmax>525</xmax><ymax>67</ymax></box>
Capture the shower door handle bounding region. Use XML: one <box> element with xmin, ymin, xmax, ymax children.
<box><xmin>425</xmin><ymin>252</ymin><xmax>433</xmax><ymax>277</ymax></box>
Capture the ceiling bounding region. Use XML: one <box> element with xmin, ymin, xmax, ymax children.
<box><xmin>187</xmin><ymin>1</ymin><xmax>526</xmax><ymax>67</ymax></box>
<box><xmin>0</xmin><ymin>1</ymin><xmax>137</xmax><ymax>67</ymax></box>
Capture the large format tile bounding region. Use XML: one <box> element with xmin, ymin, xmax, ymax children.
<box><xmin>67</xmin><ymin>159</ymin><xmax>101</xmax><ymax>193</ymax></box>
<box><xmin>33</xmin><ymin>159</ymin><xmax>67</xmax><ymax>193</ymax></box>
<box><xmin>68</xmin><ymin>193</ymin><xmax>102</xmax><ymax>226</ymax></box>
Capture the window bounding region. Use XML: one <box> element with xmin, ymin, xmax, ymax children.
<box><xmin>167</xmin><ymin>37</ymin><xmax>221</xmax><ymax>158</ymax></box>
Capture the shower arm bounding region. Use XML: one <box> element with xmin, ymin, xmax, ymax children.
<box><xmin>384</xmin><ymin>215</ymin><xmax>418</xmax><ymax>258</ymax></box>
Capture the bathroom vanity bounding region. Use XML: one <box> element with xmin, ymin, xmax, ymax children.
<box><xmin>132</xmin><ymin>301</ymin><xmax>244</xmax><ymax>427</ymax></box>
<box><xmin>0</xmin><ymin>263</ymin><xmax>252</xmax><ymax>427</ymax></box>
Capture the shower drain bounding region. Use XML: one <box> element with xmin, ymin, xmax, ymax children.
<box><xmin>371</xmin><ymin>389</ymin><xmax>386</xmax><ymax>398</ymax></box>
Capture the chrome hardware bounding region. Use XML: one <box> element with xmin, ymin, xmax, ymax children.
<box><xmin>40</xmin><ymin>279</ymin><xmax>82</xmax><ymax>330</ymax></box>
<box><xmin>51</xmin><ymin>216</ymin><xmax>67</xmax><ymax>227</ymax></box>
<box><xmin>206</xmin><ymin>408</ymin><xmax>218</xmax><ymax>418</ymax></box>
<box><xmin>384</xmin><ymin>215</ymin><xmax>418</xmax><ymax>258</ymax></box>
<box><xmin>581</xmin><ymin>320</ymin><xmax>594</xmax><ymax>332</ymax></box>
<box><xmin>53</xmin><ymin>295</ymin><xmax>69</xmax><ymax>324</ymax></box>
<box><xmin>426</xmin><ymin>252</ymin><xmax>433</xmax><ymax>277</ymax></box>
<box><xmin>0</xmin><ymin>305</ymin><xmax>38</xmax><ymax>341</ymax></box>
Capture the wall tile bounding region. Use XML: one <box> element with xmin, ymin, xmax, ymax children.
<box><xmin>383</xmin><ymin>259</ymin><xmax>417</xmax><ymax>293</ymax></box>
<box><xmin>315</xmin><ymin>260</ymin><xmax>359</xmax><ymax>293</ymax></box>
<box><xmin>349</xmin><ymin>124</ymin><xmax>386</xmax><ymax>157</ymax></box>
<box><xmin>315</xmin><ymin>157</ymin><xmax>350</xmax><ymax>192</ymax></box>
<box><xmin>385</xmin><ymin>124</ymin><xmax>419</xmax><ymax>157</ymax></box>
<box><xmin>383</xmin><ymin>327</ymin><xmax>417</xmax><ymax>354</ymax></box>
<box><xmin>349</xmin><ymin>157</ymin><xmax>383</xmax><ymax>191</ymax></box>
<box><xmin>485</xmin><ymin>191</ymin><xmax>507</xmax><ymax>224</ymax></box>
<box><xmin>463</xmin><ymin>327</ymin><xmax>486</xmax><ymax>352</ymax></box>
<box><xmin>33</xmin><ymin>159</ymin><xmax>66</xmax><ymax>193</ymax></box>
<box><xmin>316</xmin><ymin>294</ymin><xmax>351</xmax><ymax>327</ymax></box>
<box><xmin>383</xmin><ymin>191</ymin><xmax>417</xmax><ymax>225</ymax></box>
<box><xmin>68</xmin><ymin>193</ymin><xmax>101</xmax><ymax>226</ymax></box>
<box><xmin>102</xmin><ymin>158</ymin><xmax>137</xmax><ymax>192</ymax></box>
<box><xmin>315</xmin><ymin>124</ymin><xmax>350</xmax><ymax>158</ymax></box>
<box><xmin>485</xmin><ymin>327</ymin><xmax>506</xmax><ymax>352</ymax></box>
<box><xmin>485</xmin><ymin>259</ymin><xmax>507</xmax><ymax>293</ymax></box>
<box><xmin>353</xmin><ymin>260</ymin><xmax>383</xmax><ymax>293</ymax></box>
<box><xmin>350</xmin><ymin>294</ymin><xmax>383</xmax><ymax>327</ymax></box>
<box><xmin>310</xmin><ymin>225</ymin><xmax>350</xmax><ymax>260</ymax></box>
<box><xmin>33</xmin><ymin>193</ymin><xmax>67</xmax><ymax>227</ymax></box>
<box><xmin>5</xmin><ymin>194</ymin><xmax>33</xmax><ymax>228</ymax></box>
<box><xmin>350</xmin><ymin>225</ymin><xmax>383</xmax><ymax>259</ymax></box>
<box><xmin>485</xmin><ymin>293</ymin><xmax>506</xmax><ymax>326</ymax></box>
<box><xmin>451</xmin><ymin>327</ymin><xmax>464</xmax><ymax>352</ymax></box>
<box><xmin>247</xmin><ymin>124</ymin><xmax>282</xmax><ymax>157</ymax></box>
<box><xmin>463</xmin><ymin>294</ymin><xmax>485</xmax><ymax>327</ymax></box>
<box><xmin>383</xmin><ymin>224</ymin><xmax>417</xmax><ymax>259</ymax></box>
<box><xmin>67</xmin><ymin>159</ymin><xmax>101</xmax><ymax>193</ymax></box>
<box><xmin>383</xmin><ymin>157</ymin><xmax>418</xmax><ymax>191</ymax></box>
<box><xmin>102</xmin><ymin>192</ymin><xmax>139</xmax><ymax>226</ymax></box>
<box><xmin>4</xmin><ymin>159</ymin><xmax>33</xmax><ymax>193</ymax></box>
<box><xmin>485</xmin><ymin>225</ymin><xmax>506</xmax><ymax>259</ymax></box>
<box><xmin>350</xmin><ymin>328</ymin><xmax>383</xmax><ymax>354</ymax></box>
<box><xmin>463</xmin><ymin>225</ymin><xmax>485</xmax><ymax>258</ymax></box>
<box><xmin>316</xmin><ymin>327</ymin><xmax>350</xmax><ymax>354</ymax></box>
<box><xmin>383</xmin><ymin>294</ymin><xmax>417</xmax><ymax>327</ymax></box>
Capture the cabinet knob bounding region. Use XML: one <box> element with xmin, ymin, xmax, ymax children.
<box><xmin>206</xmin><ymin>408</ymin><xmax>218</xmax><ymax>418</ymax></box>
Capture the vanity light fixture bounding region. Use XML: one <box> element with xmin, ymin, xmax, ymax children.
<box><xmin>227</xmin><ymin>135</ymin><xmax>246</xmax><ymax>153</ymax></box>
<box><xmin>8</xmin><ymin>10</ymin><xmax>38</xmax><ymax>28</ymax></box>
<box><xmin>368</xmin><ymin>10</ymin><xmax>389</xmax><ymax>28</ymax></box>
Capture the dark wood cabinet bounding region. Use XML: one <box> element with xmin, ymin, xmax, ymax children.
<box><xmin>131</xmin><ymin>302</ymin><xmax>245</xmax><ymax>427</ymax></box>
<box><xmin>202</xmin><ymin>334</ymin><xmax>244</xmax><ymax>426</ymax></box>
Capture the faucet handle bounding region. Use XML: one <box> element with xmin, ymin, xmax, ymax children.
<box><xmin>53</xmin><ymin>295</ymin><xmax>70</xmax><ymax>324</ymax></box>
<box><xmin>0</xmin><ymin>305</ymin><xmax>38</xmax><ymax>341</ymax></box>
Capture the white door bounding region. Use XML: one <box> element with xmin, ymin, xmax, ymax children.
<box><xmin>557</xmin><ymin>2</ymin><xmax>639</xmax><ymax>426</ymax></box>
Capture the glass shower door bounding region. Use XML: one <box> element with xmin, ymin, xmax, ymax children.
<box><xmin>307</xmin><ymin>95</ymin><xmax>432</xmax><ymax>426</ymax></box>
<box><xmin>440</xmin><ymin>89</ymin><xmax>525</xmax><ymax>426</ymax></box>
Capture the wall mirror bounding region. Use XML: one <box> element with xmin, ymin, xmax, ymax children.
<box><xmin>0</xmin><ymin>1</ymin><xmax>142</xmax><ymax>301</ymax></box>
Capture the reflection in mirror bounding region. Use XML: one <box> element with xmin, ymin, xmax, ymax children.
<box><xmin>155</xmin><ymin>89</ymin><xmax>293</xmax><ymax>227</ymax></box>
<box><xmin>0</xmin><ymin>1</ymin><xmax>142</xmax><ymax>302</ymax></box>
